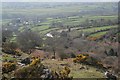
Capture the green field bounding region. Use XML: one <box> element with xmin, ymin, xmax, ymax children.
<box><xmin>65</xmin><ymin>15</ymin><xmax>117</xmax><ymax>25</ymax></box>
<box><xmin>2</xmin><ymin>4</ymin><xmax>99</xmax><ymax>17</ymax></box>
<box><xmin>32</xmin><ymin>25</ymin><xmax>50</xmax><ymax>32</ymax></box>
<box><xmin>39</xmin><ymin>28</ymin><xmax>59</xmax><ymax>35</ymax></box>
<box><xmin>70</xmin><ymin>67</ymin><xmax>104</xmax><ymax>78</ymax></box>
<box><xmin>45</xmin><ymin>15</ymin><xmax>117</xmax><ymax>26</ymax></box>
<box><xmin>30</xmin><ymin>15</ymin><xmax>117</xmax><ymax>36</ymax></box>
<box><xmin>2</xmin><ymin>54</ymin><xmax>16</xmax><ymax>61</ymax></box>
<box><xmin>79</xmin><ymin>25</ymin><xmax>117</xmax><ymax>32</ymax></box>
<box><xmin>69</xmin><ymin>25</ymin><xmax>117</xmax><ymax>38</ymax></box>
<box><xmin>89</xmin><ymin>31</ymin><xmax>108</xmax><ymax>37</ymax></box>
<box><xmin>1</xmin><ymin>19</ymin><xmax>11</xmax><ymax>25</ymax></box>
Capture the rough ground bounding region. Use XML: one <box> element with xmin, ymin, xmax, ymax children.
<box><xmin>41</xmin><ymin>59</ymin><xmax>105</xmax><ymax>78</ymax></box>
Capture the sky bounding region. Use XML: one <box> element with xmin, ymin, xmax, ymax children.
<box><xmin>1</xmin><ymin>0</ymin><xmax>119</xmax><ymax>2</ymax></box>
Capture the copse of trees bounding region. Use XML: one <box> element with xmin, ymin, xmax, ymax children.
<box><xmin>2</xmin><ymin>29</ymin><xmax>13</xmax><ymax>43</ymax></box>
<box><xmin>43</xmin><ymin>37</ymin><xmax>57</xmax><ymax>59</ymax></box>
<box><xmin>44</xmin><ymin>32</ymin><xmax>72</xmax><ymax>59</ymax></box>
<box><xmin>16</xmin><ymin>30</ymin><xmax>42</xmax><ymax>54</ymax></box>
<box><xmin>2</xmin><ymin>28</ymin><xmax>23</xmax><ymax>56</ymax></box>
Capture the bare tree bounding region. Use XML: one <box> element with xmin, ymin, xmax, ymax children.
<box><xmin>2</xmin><ymin>29</ymin><xmax>13</xmax><ymax>43</ymax></box>
<box><xmin>16</xmin><ymin>30</ymin><xmax>42</xmax><ymax>54</ymax></box>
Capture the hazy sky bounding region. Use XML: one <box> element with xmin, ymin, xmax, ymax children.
<box><xmin>1</xmin><ymin>0</ymin><xmax>119</xmax><ymax>2</ymax></box>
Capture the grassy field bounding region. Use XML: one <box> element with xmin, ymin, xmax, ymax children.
<box><xmin>32</xmin><ymin>25</ymin><xmax>50</xmax><ymax>31</ymax></box>
<box><xmin>18</xmin><ymin>26</ymin><xmax>24</xmax><ymax>32</ymax></box>
<box><xmin>89</xmin><ymin>31</ymin><xmax>108</xmax><ymax>37</ymax></box>
<box><xmin>65</xmin><ymin>15</ymin><xmax>117</xmax><ymax>25</ymax></box>
<box><xmin>2</xmin><ymin>4</ymin><xmax>100</xmax><ymax>17</ymax></box>
<box><xmin>69</xmin><ymin>25</ymin><xmax>117</xmax><ymax>38</ymax></box>
<box><xmin>45</xmin><ymin>15</ymin><xmax>117</xmax><ymax>26</ymax></box>
<box><xmin>2</xmin><ymin>2</ymin><xmax>117</xmax><ymax>26</ymax></box>
<box><xmin>39</xmin><ymin>28</ymin><xmax>59</xmax><ymax>35</ymax></box>
<box><xmin>70</xmin><ymin>67</ymin><xmax>104</xmax><ymax>78</ymax></box>
<box><xmin>0</xmin><ymin>19</ymin><xmax>11</xmax><ymax>25</ymax></box>
<box><xmin>30</xmin><ymin>15</ymin><xmax>117</xmax><ymax>36</ymax></box>
<box><xmin>79</xmin><ymin>25</ymin><xmax>117</xmax><ymax>32</ymax></box>
<box><xmin>87</xmin><ymin>15</ymin><xmax>117</xmax><ymax>20</ymax></box>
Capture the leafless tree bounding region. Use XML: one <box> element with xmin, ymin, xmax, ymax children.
<box><xmin>16</xmin><ymin>30</ymin><xmax>42</xmax><ymax>54</ymax></box>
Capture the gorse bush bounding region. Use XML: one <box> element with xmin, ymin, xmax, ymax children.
<box><xmin>73</xmin><ymin>54</ymin><xmax>104</xmax><ymax>69</ymax></box>
<box><xmin>2</xmin><ymin>62</ymin><xmax>16</xmax><ymax>73</ymax></box>
<box><xmin>73</xmin><ymin>54</ymin><xmax>89</xmax><ymax>63</ymax></box>
<box><xmin>59</xmin><ymin>66</ymin><xmax>71</xmax><ymax>79</ymax></box>
<box><xmin>51</xmin><ymin>66</ymin><xmax>72</xmax><ymax>80</ymax></box>
<box><xmin>14</xmin><ymin>58</ymin><xmax>72</xmax><ymax>79</ymax></box>
<box><xmin>14</xmin><ymin>58</ymin><xmax>44</xmax><ymax>78</ymax></box>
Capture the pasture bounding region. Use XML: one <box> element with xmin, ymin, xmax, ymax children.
<box><xmin>89</xmin><ymin>31</ymin><xmax>108</xmax><ymax>37</ymax></box>
<box><xmin>69</xmin><ymin>25</ymin><xmax>117</xmax><ymax>38</ymax></box>
<box><xmin>41</xmin><ymin>59</ymin><xmax>105</xmax><ymax>78</ymax></box>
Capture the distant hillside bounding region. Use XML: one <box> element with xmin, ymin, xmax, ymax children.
<box><xmin>2</xmin><ymin>2</ymin><xmax>118</xmax><ymax>19</ymax></box>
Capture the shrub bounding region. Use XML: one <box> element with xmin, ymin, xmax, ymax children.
<box><xmin>21</xmin><ymin>58</ymin><xmax>31</xmax><ymax>65</ymax></box>
<box><xmin>70</xmin><ymin>53</ymin><xmax>76</xmax><ymax>58</ymax></box>
<box><xmin>2</xmin><ymin>62</ymin><xmax>16</xmax><ymax>73</ymax></box>
<box><xmin>73</xmin><ymin>54</ymin><xmax>104</xmax><ymax>69</ymax></box>
<box><xmin>59</xmin><ymin>53</ymin><xmax>69</xmax><ymax>60</ymax></box>
<box><xmin>29</xmin><ymin>58</ymin><xmax>40</xmax><ymax>66</ymax></box>
<box><xmin>14</xmin><ymin>58</ymin><xmax>44</xmax><ymax>78</ymax></box>
<box><xmin>15</xmin><ymin>58</ymin><xmax>72</xmax><ymax>79</ymax></box>
<box><xmin>73</xmin><ymin>54</ymin><xmax>88</xmax><ymax>63</ymax></box>
<box><xmin>59</xmin><ymin>66</ymin><xmax>71</xmax><ymax>79</ymax></box>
